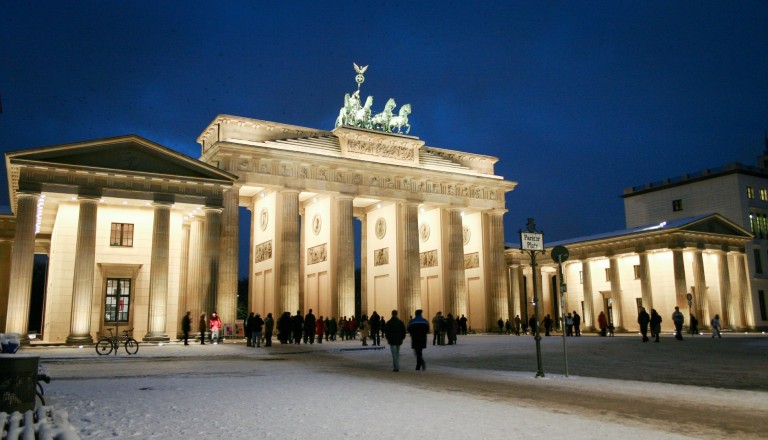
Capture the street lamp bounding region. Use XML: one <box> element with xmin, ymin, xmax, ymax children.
<box><xmin>520</xmin><ymin>218</ymin><xmax>545</xmax><ymax>378</ymax></box>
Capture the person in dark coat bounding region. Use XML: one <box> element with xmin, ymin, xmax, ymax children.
<box><xmin>292</xmin><ymin>310</ymin><xmax>304</xmax><ymax>344</ymax></box>
<box><xmin>245</xmin><ymin>312</ymin><xmax>255</xmax><ymax>347</ymax></box>
<box><xmin>690</xmin><ymin>314</ymin><xmax>699</xmax><ymax>336</ymax></box>
<box><xmin>446</xmin><ymin>313</ymin><xmax>456</xmax><ymax>345</ymax></box>
<box><xmin>277</xmin><ymin>312</ymin><xmax>292</xmax><ymax>344</ymax></box>
<box><xmin>459</xmin><ymin>314</ymin><xmax>468</xmax><ymax>335</ymax></box>
<box><xmin>407</xmin><ymin>309</ymin><xmax>429</xmax><ymax>371</ymax></box>
<box><xmin>528</xmin><ymin>316</ymin><xmax>537</xmax><ymax>336</ymax></box>
<box><xmin>598</xmin><ymin>311</ymin><xmax>608</xmax><ymax>337</ymax></box>
<box><xmin>650</xmin><ymin>309</ymin><xmax>662</xmax><ymax>342</ymax></box>
<box><xmin>638</xmin><ymin>307</ymin><xmax>651</xmax><ymax>342</ymax></box>
<box><xmin>198</xmin><ymin>313</ymin><xmax>207</xmax><ymax>345</ymax></box>
<box><xmin>370</xmin><ymin>311</ymin><xmax>381</xmax><ymax>346</ymax></box>
<box><xmin>304</xmin><ymin>309</ymin><xmax>316</xmax><ymax>344</ymax></box>
<box><xmin>542</xmin><ymin>314</ymin><xmax>553</xmax><ymax>336</ymax></box>
<box><xmin>251</xmin><ymin>313</ymin><xmax>264</xmax><ymax>347</ymax></box>
<box><xmin>181</xmin><ymin>311</ymin><xmax>192</xmax><ymax>346</ymax></box>
<box><xmin>572</xmin><ymin>311</ymin><xmax>582</xmax><ymax>336</ymax></box>
<box><xmin>497</xmin><ymin>318</ymin><xmax>504</xmax><ymax>334</ymax></box>
<box><xmin>264</xmin><ymin>313</ymin><xmax>275</xmax><ymax>347</ymax></box>
<box><xmin>672</xmin><ymin>307</ymin><xmax>684</xmax><ymax>340</ymax></box>
<box><xmin>384</xmin><ymin>310</ymin><xmax>406</xmax><ymax>372</ymax></box>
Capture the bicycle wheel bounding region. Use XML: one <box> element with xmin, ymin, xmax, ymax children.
<box><xmin>95</xmin><ymin>338</ymin><xmax>114</xmax><ymax>355</ymax></box>
<box><xmin>124</xmin><ymin>338</ymin><xmax>139</xmax><ymax>355</ymax></box>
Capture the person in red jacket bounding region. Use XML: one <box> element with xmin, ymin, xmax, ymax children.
<box><xmin>209</xmin><ymin>312</ymin><xmax>223</xmax><ymax>344</ymax></box>
<box><xmin>315</xmin><ymin>316</ymin><xmax>325</xmax><ymax>344</ymax></box>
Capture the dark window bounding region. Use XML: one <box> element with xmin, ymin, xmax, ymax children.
<box><xmin>105</xmin><ymin>278</ymin><xmax>131</xmax><ymax>322</ymax></box>
<box><xmin>759</xmin><ymin>291</ymin><xmax>767</xmax><ymax>321</ymax></box>
<box><xmin>754</xmin><ymin>249</ymin><xmax>763</xmax><ymax>274</ymax></box>
<box><xmin>633</xmin><ymin>265</ymin><xmax>641</xmax><ymax>279</ymax></box>
<box><xmin>672</xmin><ymin>199</ymin><xmax>683</xmax><ymax>212</ymax></box>
<box><xmin>110</xmin><ymin>223</ymin><xmax>134</xmax><ymax>247</ymax></box>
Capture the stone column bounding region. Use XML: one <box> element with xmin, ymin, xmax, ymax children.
<box><xmin>444</xmin><ymin>208</ymin><xmax>467</xmax><ymax>317</ymax></box>
<box><xmin>735</xmin><ymin>252</ymin><xmax>753</xmax><ymax>329</ymax></box>
<box><xmin>509</xmin><ymin>265</ymin><xmax>521</xmax><ymax>320</ymax></box>
<box><xmin>187</xmin><ymin>217</ymin><xmax>205</xmax><ymax>334</ymax></box>
<box><xmin>672</xmin><ymin>247</ymin><xmax>689</xmax><ymax>310</ymax></box>
<box><xmin>716</xmin><ymin>249</ymin><xmax>733</xmax><ymax>329</ymax></box>
<box><xmin>638</xmin><ymin>251</ymin><xmax>654</xmax><ymax>312</ymax></box>
<box><xmin>334</xmin><ymin>195</ymin><xmax>355</xmax><ymax>319</ymax></box>
<box><xmin>277</xmin><ymin>190</ymin><xmax>300</xmax><ymax>314</ymax></box>
<box><xmin>397</xmin><ymin>202</ymin><xmax>420</xmax><ymax>319</ymax></box>
<box><xmin>483</xmin><ymin>210</ymin><xmax>509</xmax><ymax>328</ymax></box>
<box><xmin>201</xmin><ymin>207</ymin><xmax>222</xmax><ymax>317</ymax></box>
<box><xmin>581</xmin><ymin>258</ymin><xmax>595</xmax><ymax>330</ymax></box>
<box><xmin>175</xmin><ymin>221</ymin><xmax>191</xmax><ymax>338</ymax></box>
<box><xmin>145</xmin><ymin>201</ymin><xmax>172</xmax><ymax>341</ymax></box>
<box><xmin>5</xmin><ymin>192</ymin><xmax>39</xmax><ymax>339</ymax></box>
<box><xmin>217</xmin><ymin>187</ymin><xmax>239</xmax><ymax>328</ymax></box>
<box><xmin>357</xmin><ymin>214</ymin><xmax>368</xmax><ymax>315</ymax></box>
<box><xmin>691</xmin><ymin>248</ymin><xmax>709</xmax><ymax>326</ymax></box>
<box><xmin>608</xmin><ymin>255</ymin><xmax>624</xmax><ymax>330</ymax></box>
<box><xmin>66</xmin><ymin>196</ymin><xmax>100</xmax><ymax>345</ymax></box>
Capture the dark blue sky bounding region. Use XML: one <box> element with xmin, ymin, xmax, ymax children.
<box><xmin>2</xmin><ymin>2</ymin><xmax>767</xmax><ymax>260</ymax></box>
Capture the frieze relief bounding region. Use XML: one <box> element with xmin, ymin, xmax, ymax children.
<box><xmin>299</xmin><ymin>167</ymin><xmax>309</xmax><ymax>178</ymax></box>
<box><xmin>420</xmin><ymin>250</ymin><xmax>438</xmax><ymax>268</ymax></box>
<box><xmin>347</xmin><ymin>140</ymin><xmax>415</xmax><ymax>162</ymax></box>
<box><xmin>374</xmin><ymin>248</ymin><xmax>389</xmax><ymax>266</ymax></box>
<box><xmin>464</xmin><ymin>252</ymin><xmax>479</xmax><ymax>269</ymax></box>
<box><xmin>307</xmin><ymin>243</ymin><xmax>327</xmax><ymax>265</ymax></box>
<box><xmin>254</xmin><ymin>240</ymin><xmax>273</xmax><ymax>263</ymax></box>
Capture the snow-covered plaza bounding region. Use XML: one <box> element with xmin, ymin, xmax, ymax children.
<box><xmin>19</xmin><ymin>333</ymin><xmax>768</xmax><ymax>439</ymax></box>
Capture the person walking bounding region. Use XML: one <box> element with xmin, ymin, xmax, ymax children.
<box><xmin>251</xmin><ymin>313</ymin><xmax>264</xmax><ymax>347</ymax></box>
<box><xmin>245</xmin><ymin>312</ymin><xmax>255</xmax><ymax>347</ymax></box>
<box><xmin>181</xmin><ymin>311</ymin><xmax>192</xmax><ymax>346</ymax></box>
<box><xmin>264</xmin><ymin>313</ymin><xmax>274</xmax><ymax>347</ymax></box>
<box><xmin>542</xmin><ymin>314</ymin><xmax>553</xmax><ymax>336</ymax></box>
<box><xmin>446</xmin><ymin>313</ymin><xmax>456</xmax><ymax>345</ymax></box>
<box><xmin>370</xmin><ymin>311</ymin><xmax>381</xmax><ymax>346</ymax></box>
<box><xmin>432</xmin><ymin>312</ymin><xmax>443</xmax><ymax>345</ymax></box>
<box><xmin>384</xmin><ymin>310</ymin><xmax>406</xmax><ymax>372</ymax></box>
<box><xmin>528</xmin><ymin>316</ymin><xmax>537</xmax><ymax>337</ymax></box>
<box><xmin>209</xmin><ymin>312</ymin><xmax>222</xmax><ymax>344</ymax></box>
<box><xmin>573</xmin><ymin>311</ymin><xmax>582</xmax><ymax>336</ymax></box>
<box><xmin>315</xmin><ymin>316</ymin><xmax>325</xmax><ymax>344</ymax></box>
<box><xmin>513</xmin><ymin>315</ymin><xmax>521</xmax><ymax>336</ymax></box>
<box><xmin>565</xmin><ymin>313</ymin><xmax>574</xmax><ymax>337</ymax></box>
<box><xmin>497</xmin><ymin>318</ymin><xmax>504</xmax><ymax>335</ymax></box>
<box><xmin>292</xmin><ymin>311</ymin><xmax>304</xmax><ymax>344</ymax></box>
<box><xmin>304</xmin><ymin>309</ymin><xmax>316</xmax><ymax>344</ymax></box>
<box><xmin>459</xmin><ymin>314</ymin><xmax>468</xmax><ymax>335</ymax></box>
<box><xmin>711</xmin><ymin>314</ymin><xmax>722</xmax><ymax>338</ymax></box>
<box><xmin>650</xmin><ymin>309</ymin><xmax>662</xmax><ymax>342</ymax></box>
<box><xmin>672</xmin><ymin>306</ymin><xmax>685</xmax><ymax>340</ymax></box>
<box><xmin>198</xmin><ymin>313</ymin><xmax>207</xmax><ymax>345</ymax></box>
<box><xmin>360</xmin><ymin>315</ymin><xmax>370</xmax><ymax>346</ymax></box>
<box><xmin>638</xmin><ymin>307</ymin><xmax>650</xmax><ymax>342</ymax></box>
<box><xmin>598</xmin><ymin>311</ymin><xmax>608</xmax><ymax>337</ymax></box>
<box><xmin>407</xmin><ymin>309</ymin><xmax>430</xmax><ymax>371</ymax></box>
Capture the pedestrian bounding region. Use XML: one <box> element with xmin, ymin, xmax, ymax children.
<box><xmin>245</xmin><ymin>312</ymin><xmax>254</xmax><ymax>347</ymax></box>
<box><xmin>370</xmin><ymin>311</ymin><xmax>381</xmax><ymax>346</ymax></box>
<box><xmin>277</xmin><ymin>312</ymin><xmax>291</xmax><ymax>344</ymax></box>
<box><xmin>573</xmin><ymin>311</ymin><xmax>581</xmax><ymax>336</ymax></box>
<box><xmin>384</xmin><ymin>310</ymin><xmax>406</xmax><ymax>372</ymax></box>
<box><xmin>711</xmin><ymin>314</ymin><xmax>722</xmax><ymax>338</ymax></box>
<box><xmin>327</xmin><ymin>317</ymin><xmax>337</xmax><ymax>341</ymax></box>
<box><xmin>542</xmin><ymin>314</ymin><xmax>553</xmax><ymax>336</ymax></box>
<box><xmin>292</xmin><ymin>310</ymin><xmax>304</xmax><ymax>344</ymax></box>
<box><xmin>198</xmin><ymin>313</ymin><xmax>207</xmax><ymax>345</ymax></box>
<box><xmin>638</xmin><ymin>307</ymin><xmax>650</xmax><ymax>342</ymax></box>
<box><xmin>432</xmin><ymin>312</ymin><xmax>443</xmax><ymax>345</ymax></box>
<box><xmin>672</xmin><ymin>306</ymin><xmax>684</xmax><ymax>340</ymax></box>
<box><xmin>446</xmin><ymin>313</ymin><xmax>456</xmax><ymax>345</ymax></box>
<box><xmin>316</xmin><ymin>315</ymin><xmax>325</xmax><ymax>344</ymax></box>
<box><xmin>264</xmin><ymin>312</ymin><xmax>275</xmax><ymax>347</ymax></box>
<box><xmin>598</xmin><ymin>311</ymin><xmax>608</xmax><ymax>337</ymax></box>
<box><xmin>209</xmin><ymin>311</ymin><xmax>222</xmax><ymax>344</ymax></box>
<box><xmin>348</xmin><ymin>315</ymin><xmax>357</xmax><ymax>339</ymax></box>
<box><xmin>690</xmin><ymin>314</ymin><xmax>699</xmax><ymax>335</ymax></box>
<box><xmin>338</xmin><ymin>317</ymin><xmax>347</xmax><ymax>340</ymax></box>
<box><xmin>505</xmin><ymin>319</ymin><xmax>511</xmax><ymax>335</ymax></box>
<box><xmin>565</xmin><ymin>313</ymin><xmax>574</xmax><ymax>337</ymax></box>
<box><xmin>459</xmin><ymin>314</ymin><xmax>468</xmax><ymax>335</ymax></box>
<box><xmin>528</xmin><ymin>316</ymin><xmax>537</xmax><ymax>336</ymax></box>
<box><xmin>360</xmin><ymin>314</ymin><xmax>370</xmax><ymax>346</ymax></box>
<box><xmin>497</xmin><ymin>317</ymin><xmax>504</xmax><ymax>335</ymax></box>
<box><xmin>304</xmin><ymin>309</ymin><xmax>316</xmax><ymax>344</ymax></box>
<box><xmin>650</xmin><ymin>309</ymin><xmax>662</xmax><ymax>342</ymax></box>
<box><xmin>407</xmin><ymin>309</ymin><xmax>429</xmax><ymax>371</ymax></box>
<box><xmin>251</xmin><ymin>313</ymin><xmax>264</xmax><ymax>347</ymax></box>
<box><xmin>513</xmin><ymin>315</ymin><xmax>521</xmax><ymax>336</ymax></box>
<box><xmin>181</xmin><ymin>311</ymin><xmax>192</xmax><ymax>346</ymax></box>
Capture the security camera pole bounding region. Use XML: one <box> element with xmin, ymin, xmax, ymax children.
<box><xmin>520</xmin><ymin>218</ymin><xmax>545</xmax><ymax>378</ymax></box>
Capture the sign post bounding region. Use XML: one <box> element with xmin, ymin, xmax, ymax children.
<box><xmin>520</xmin><ymin>218</ymin><xmax>545</xmax><ymax>378</ymax></box>
<box><xmin>686</xmin><ymin>292</ymin><xmax>693</xmax><ymax>335</ymax></box>
<box><xmin>551</xmin><ymin>245</ymin><xmax>570</xmax><ymax>377</ymax></box>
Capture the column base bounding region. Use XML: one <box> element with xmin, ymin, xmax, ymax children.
<box><xmin>65</xmin><ymin>334</ymin><xmax>94</xmax><ymax>345</ymax></box>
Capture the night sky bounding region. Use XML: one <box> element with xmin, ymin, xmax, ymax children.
<box><xmin>2</xmin><ymin>2</ymin><xmax>767</xmax><ymax>268</ymax></box>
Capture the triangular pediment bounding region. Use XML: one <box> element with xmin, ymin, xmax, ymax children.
<box><xmin>8</xmin><ymin>135</ymin><xmax>234</xmax><ymax>182</ymax></box>
<box><xmin>679</xmin><ymin>214</ymin><xmax>753</xmax><ymax>238</ymax></box>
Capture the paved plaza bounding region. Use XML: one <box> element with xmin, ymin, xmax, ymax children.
<box><xmin>20</xmin><ymin>332</ymin><xmax>768</xmax><ymax>439</ymax></box>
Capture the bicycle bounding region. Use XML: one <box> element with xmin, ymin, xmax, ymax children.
<box><xmin>95</xmin><ymin>328</ymin><xmax>139</xmax><ymax>355</ymax></box>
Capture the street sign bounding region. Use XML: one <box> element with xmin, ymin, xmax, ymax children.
<box><xmin>521</xmin><ymin>232</ymin><xmax>543</xmax><ymax>251</ymax></box>
<box><xmin>551</xmin><ymin>245</ymin><xmax>569</xmax><ymax>262</ymax></box>
<box><xmin>686</xmin><ymin>293</ymin><xmax>693</xmax><ymax>301</ymax></box>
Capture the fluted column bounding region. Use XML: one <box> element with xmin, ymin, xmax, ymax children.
<box><xmin>278</xmin><ymin>190</ymin><xmax>300</xmax><ymax>314</ymax></box>
<box><xmin>398</xmin><ymin>202</ymin><xmax>420</xmax><ymax>319</ymax></box>
<box><xmin>484</xmin><ymin>210</ymin><xmax>509</xmax><ymax>329</ymax></box>
<box><xmin>145</xmin><ymin>202</ymin><xmax>172</xmax><ymax>341</ymax></box>
<box><xmin>581</xmin><ymin>258</ymin><xmax>595</xmax><ymax>330</ymax></box>
<box><xmin>638</xmin><ymin>251</ymin><xmax>654</xmax><ymax>311</ymax></box>
<box><xmin>608</xmin><ymin>255</ymin><xmax>624</xmax><ymax>330</ymax></box>
<box><xmin>175</xmin><ymin>221</ymin><xmax>191</xmax><ymax>338</ymax></box>
<box><xmin>335</xmin><ymin>195</ymin><xmax>355</xmax><ymax>319</ymax></box>
<box><xmin>716</xmin><ymin>249</ymin><xmax>733</xmax><ymax>329</ymax></box>
<box><xmin>66</xmin><ymin>196</ymin><xmax>99</xmax><ymax>345</ymax></box>
<box><xmin>201</xmin><ymin>207</ymin><xmax>222</xmax><ymax>316</ymax></box>
<box><xmin>358</xmin><ymin>214</ymin><xmax>368</xmax><ymax>315</ymax></box>
<box><xmin>509</xmin><ymin>265</ymin><xmax>521</xmax><ymax>320</ymax></box>
<box><xmin>691</xmin><ymin>248</ymin><xmax>709</xmax><ymax>326</ymax></box>
<box><xmin>5</xmin><ymin>192</ymin><xmax>39</xmax><ymax>339</ymax></box>
<box><xmin>735</xmin><ymin>252</ymin><xmax>753</xmax><ymax>329</ymax></box>
<box><xmin>217</xmin><ymin>187</ymin><xmax>239</xmax><ymax>326</ymax></box>
<box><xmin>187</xmin><ymin>217</ymin><xmax>205</xmax><ymax>333</ymax></box>
<box><xmin>672</xmin><ymin>247</ymin><xmax>689</xmax><ymax>310</ymax></box>
<box><xmin>444</xmin><ymin>208</ymin><xmax>467</xmax><ymax>317</ymax></box>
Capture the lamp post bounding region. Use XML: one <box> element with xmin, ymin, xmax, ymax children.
<box><xmin>551</xmin><ymin>245</ymin><xmax>570</xmax><ymax>377</ymax></box>
<box><xmin>520</xmin><ymin>218</ymin><xmax>545</xmax><ymax>378</ymax></box>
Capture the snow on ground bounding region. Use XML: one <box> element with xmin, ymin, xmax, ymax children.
<box><xmin>19</xmin><ymin>333</ymin><xmax>768</xmax><ymax>439</ymax></box>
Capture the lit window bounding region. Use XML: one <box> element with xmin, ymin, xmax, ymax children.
<box><xmin>110</xmin><ymin>223</ymin><xmax>134</xmax><ymax>247</ymax></box>
<box><xmin>761</xmin><ymin>189</ymin><xmax>768</xmax><ymax>201</ymax></box>
<box><xmin>579</xmin><ymin>270</ymin><xmax>583</xmax><ymax>284</ymax></box>
<box><xmin>105</xmin><ymin>278</ymin><xmax>131</xmax><ymax>322</ymax></box>
<box><xmin>672</xmin><ymin>199</ymin><xmax>683</xmax><ymax>212</ymax></box>
<box><xmin>633</xmin><ymin>265</ymin><xmax>641</xmax><ymax>279</ymax></box>
<box><xmin>747</xmin><ymin>186</ymin><xmax>755</xmax><ymax>200</ymax></box>
<box><xmin>605</xmin><ymin>268</ymin><xmax>611</xmax><ymax>282</ymax></box>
